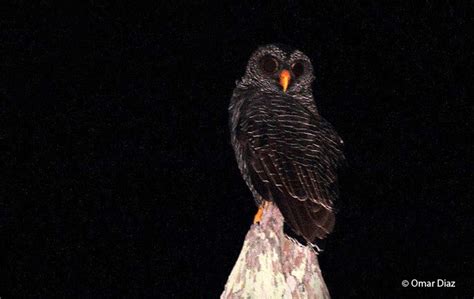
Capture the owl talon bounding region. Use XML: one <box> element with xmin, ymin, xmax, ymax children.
<box><xmin>253</xmin><ymin>202</ymin><xmax>270</xmax><ymax>224</ymax></box>
<box><xmin>253</xmin><ymin>206</ymin><xmax>264</xmax><ymax>224</ymax></box>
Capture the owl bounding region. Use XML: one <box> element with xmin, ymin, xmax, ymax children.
<box><xmin>229</xmin><ymin>44</ymin><xmax>345</xmax><ymax>249</ymax></box>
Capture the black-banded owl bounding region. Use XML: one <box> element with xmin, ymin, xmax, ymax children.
<box><xmin>229</xmin><ymin>44</ymin><xmax>345</xmax><ymax>249</ymax></box>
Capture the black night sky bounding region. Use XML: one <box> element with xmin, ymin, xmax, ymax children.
<box><xmin>2</xmin><ymin>2</ymin><xmax>472</xmax><ymax>298</ymax></box>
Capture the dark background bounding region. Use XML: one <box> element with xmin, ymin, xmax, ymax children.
<box><xmin>1</xmin><ymin>2</ymin><xmax>472</xmax><ymax>298</ymax></box>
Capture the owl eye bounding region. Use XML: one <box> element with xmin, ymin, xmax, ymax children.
<box><xmin>260</xmin><ymin>55</ymin><xmax>279</xmax><ymax>74</ymax></box>
<box><xmin>291</xmin><ymin>61</ymin><xmax>305</xmax><ymax>78</ymax></box>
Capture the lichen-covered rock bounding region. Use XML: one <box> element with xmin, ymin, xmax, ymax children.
<box><xmin>221</xmin><ymin>203</ymin><xmax>330</xmax><ymax>299</ymax></box>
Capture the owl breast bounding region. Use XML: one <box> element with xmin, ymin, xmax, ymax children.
<box><xmin>229</xmin><ymin>87</ymin><xmax>317</xmax><ymax>206</ymax></box>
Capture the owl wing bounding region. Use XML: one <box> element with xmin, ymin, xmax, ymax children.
<box><xmin>237</xmin><ymin>96</ymin><xmax>345</xmax><ymax>243</ymax></box>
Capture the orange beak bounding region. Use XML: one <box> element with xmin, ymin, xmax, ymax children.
<box><xmin>279</xmin><ymin>69</ymin><xmax>291</xmax><ymax>92</ymax></box>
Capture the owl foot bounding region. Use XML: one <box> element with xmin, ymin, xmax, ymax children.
<box><xmin>253</xmin><ymin>201</ymin><xmax>270</xmax><ymax>224</ymax></box>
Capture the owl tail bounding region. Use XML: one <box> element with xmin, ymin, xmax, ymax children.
<box><xmin>272</xmin><ymin>191</ymin><xmax>335</xmax><ymax>250</ymax></box>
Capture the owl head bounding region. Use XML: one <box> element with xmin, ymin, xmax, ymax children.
<box><xmin>240</xmin><ymin>44</ymin><xmax>315</xmax><ymax>95</ymax></box>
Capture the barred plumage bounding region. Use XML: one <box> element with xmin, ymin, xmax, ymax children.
<box><xmin>229</xmin><ymin>44</ymin><xmax>344</xmax><ymax>246</ymax></box>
